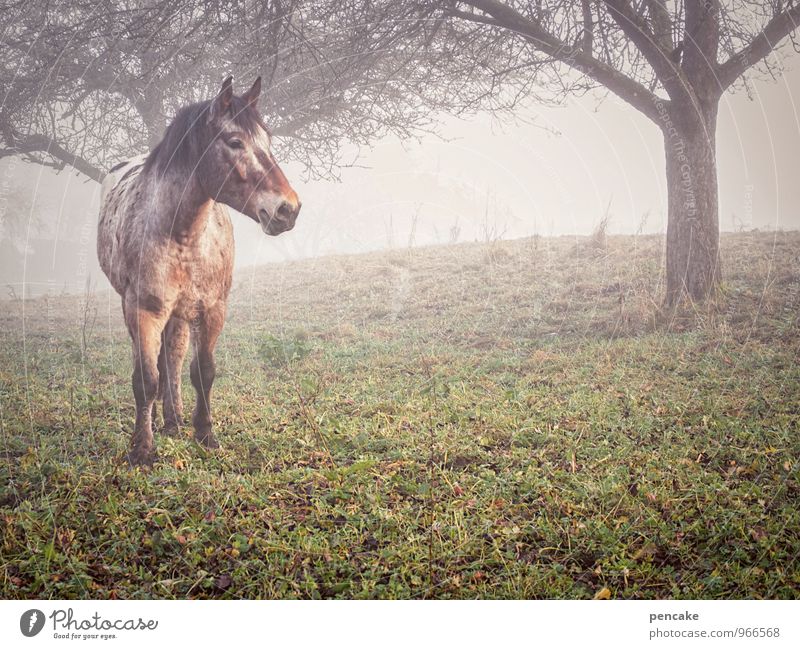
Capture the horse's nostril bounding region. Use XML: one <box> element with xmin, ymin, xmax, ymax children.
<box><xmin>277</xmin><ymin>201</ymin><xmax>296</xmax><ymax>220</ymax></box>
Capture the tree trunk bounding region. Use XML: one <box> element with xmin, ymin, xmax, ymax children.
<box><xmin>663</xmin><ymin>105</ymin><xmax>720</xmax><ymax>306</ymax></box>
<box><xmin>134</xmin><ymin>82</ymin><xmax>167</xmax><ymax>150</ymax></box>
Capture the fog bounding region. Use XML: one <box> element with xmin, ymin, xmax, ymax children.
<box><xmin>1</xmin><ymin>60</ymin><xmax>798</xmax><ymax>297</ymax></box>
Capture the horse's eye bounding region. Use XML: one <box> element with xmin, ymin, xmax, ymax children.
<box><xmin>227</xmin><ymin>138</ymin><xmax>244</xmax><ymax>150</ymax></box>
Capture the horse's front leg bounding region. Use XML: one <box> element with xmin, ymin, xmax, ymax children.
<box><xmin>161</xmin><ymin>316</ymin><xmax>190</xmax><ymax>435</ymax></box>
<box><xmin>124</xmin><ymin>297</ymin><xmax>168</xmax><ymax>466</ymax></box>
<box><xmin>190</xmin><ymin>303</ymin><xmax>225</xmax><ymax>449</ymax></box>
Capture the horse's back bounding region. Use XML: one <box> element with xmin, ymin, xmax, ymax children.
<box><xmin>98</xmin><ymin>155</ymin><xmax>147</xmax><ymax>293</ymax></box>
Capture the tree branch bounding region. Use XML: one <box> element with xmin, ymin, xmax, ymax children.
<box><xmin>683</xmin><ymin>0</ymin><xmax>720</xmax><ymax>90</ymax></box>
<box><xmin>1</xmin><ymin>131</ymin><xmax>106</xmax><ymax>183</ymax></box>
<box><xmin>444</xmin><ymin>7</ymin><xmax>501</xmax><ymax>28</ymax></box>
<box><xmin>601</xmin><ymin>0</ymin><xmax>689</xmax><ymax>101</ymax></box>
<box><xmin>643</xmin><ymin>0</ymin><xmax>673</xmax><ymax>51</ymax></box>
<box><xmin>455</xmin><ymin>0</ymin><xmax>666</xmax><ymax>123</ymax></box>
<box><xmin>580</xmin><ymin>0</ymin><xmax>593</xmax><ymax>55</ymax></box>
<box><xmin>716</xmin><ymin>3</ymin><xmax>800</xmax><ymax>91</ymax></box>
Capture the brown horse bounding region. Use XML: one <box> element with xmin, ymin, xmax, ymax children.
<box><xmin>98</xmin><ymin>76</ymin><xmax>300</xmax><ymax>465</ymax></box>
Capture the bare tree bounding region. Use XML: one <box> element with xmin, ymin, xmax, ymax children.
<box><xmin>3</xmin><ymin>1</ymin><xmax>798</xmax><ymax>306</ymax></box>
<box><xmin>0</xmin><ymin>0</ymin><xmax>439</xmax><ymax>181</ymax></box>
<box><xmin>425</xmin><ymin>0</ymin><xmax>800</xmax><ymax>305</ymax></box>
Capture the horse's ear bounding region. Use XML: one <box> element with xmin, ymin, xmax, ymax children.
<box><xmin>210</xmin><ymin>75</ymin><xmax>234</xmax><ymax>120</ymax></box>
<box><xmin>244</xmin><ymin>76</ymin><xmax>262</xmax><ymax>108</ymax></box>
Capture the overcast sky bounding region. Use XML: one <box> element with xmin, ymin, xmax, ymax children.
<box><xmin>1</xmin><ymin>51</ymin><xmax>798</xmax><ymax>293</ymax></box>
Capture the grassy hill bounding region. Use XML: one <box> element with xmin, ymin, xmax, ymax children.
<box><xmin>1</xmin><ymin>230</ymin><xmax>799</xmax><ymax>598</ymax></box>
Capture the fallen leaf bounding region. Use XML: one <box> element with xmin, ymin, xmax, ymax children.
<box><xmin>593</xmin><ymin>587</ymin><xmax>611</xmax><ymax>600</ymax></box>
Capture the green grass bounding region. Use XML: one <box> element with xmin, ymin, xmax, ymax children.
<box><xmin>1</xmin><ymin>231</ymin><xmax>799</xmax><ymax>599</ymax></box>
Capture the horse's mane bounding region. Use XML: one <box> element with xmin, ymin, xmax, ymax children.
<box><xmin>144</xmin><ymin>95</ymin><xmax>268</xmax><ymax>173</ymax></box>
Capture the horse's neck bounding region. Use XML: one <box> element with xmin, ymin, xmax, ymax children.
<box><xmin>145</xmin><ymin>167</ymin><xmax>214</xmax><ymax>244</ymax></box>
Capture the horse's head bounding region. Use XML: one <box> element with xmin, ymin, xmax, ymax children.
<box><xmin>201</xmin><ymin>76</ymin><xmax>301</xmax><ymax>235</ymax></box>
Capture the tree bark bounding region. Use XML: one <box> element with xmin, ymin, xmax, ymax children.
<box><xmin>663</xmin><ymin>103</ymin><xmax>720</xmax><ymax>306</ymax></box>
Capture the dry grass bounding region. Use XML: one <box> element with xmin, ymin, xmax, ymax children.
<box><xmin>1</xmin><ymin>230</ymin><xmax>799</xmax><ymax>598</ymax></box>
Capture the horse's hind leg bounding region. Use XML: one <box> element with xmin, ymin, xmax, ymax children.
<box><xmin>190</xmin><ymin>303</ymin><xmax>225</xmax><ymax>449</ymax></box>
<box><xmin>161</xmin><ymin>316</ymin><xmax>189</xmax><ymax>435</ymax></box>
<box><xmin>124</xmin><ymin>297</ymin><xmax>168</xmax><ymax>466</ymax></box>
<box><xmin>154</xmin><ymin>335</ymin><xmax>166</xmax><ymax>426</ymax></box>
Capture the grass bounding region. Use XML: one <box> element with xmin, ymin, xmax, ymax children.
<box><xmin>1</xmin><ymin>231</ymin><xmax>799</xmax><ymax>599</ymax></box>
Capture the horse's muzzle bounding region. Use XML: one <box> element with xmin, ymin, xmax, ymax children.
<box><xmin>259</xmin><ymin>200</ymin><xmax>301</xmax><ymax>236</ymax></box>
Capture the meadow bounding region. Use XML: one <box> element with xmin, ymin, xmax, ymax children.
<box><xmin>1</xmin><ymin>231</ymin><xmax>798</xmax><ymax>599</ymax></box>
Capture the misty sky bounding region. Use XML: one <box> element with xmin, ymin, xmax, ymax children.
<box><xmin>1</xmin><ymin>51</ymin><xmax>798</xmax><ymax>294</ymax></box>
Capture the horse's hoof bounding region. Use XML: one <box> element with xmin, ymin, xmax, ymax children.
<box><xmin>127</xmin><ymin>447</ymin><xmax>156</xmax><ymax>467</ymax></box>
<box><xmin>195</xmin><ymin>432</ymin><xmax>220</xmax><ymax>450</ymax></box>
<box><xmin>162</xmin><ymin>423</ymin><xmax>181</xmax><ymax>437</ymax></box>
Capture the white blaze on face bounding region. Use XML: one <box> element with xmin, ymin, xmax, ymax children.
<box><xmin>253</xmin><ymin>125</ymin><xmax>271</xmax><ymax>157</ymax></box>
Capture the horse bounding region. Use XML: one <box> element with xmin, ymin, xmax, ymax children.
<box><xmin>98</xmin><ymin>76</ymin><xmax>301</xmax><ymax>466</ymax></box>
